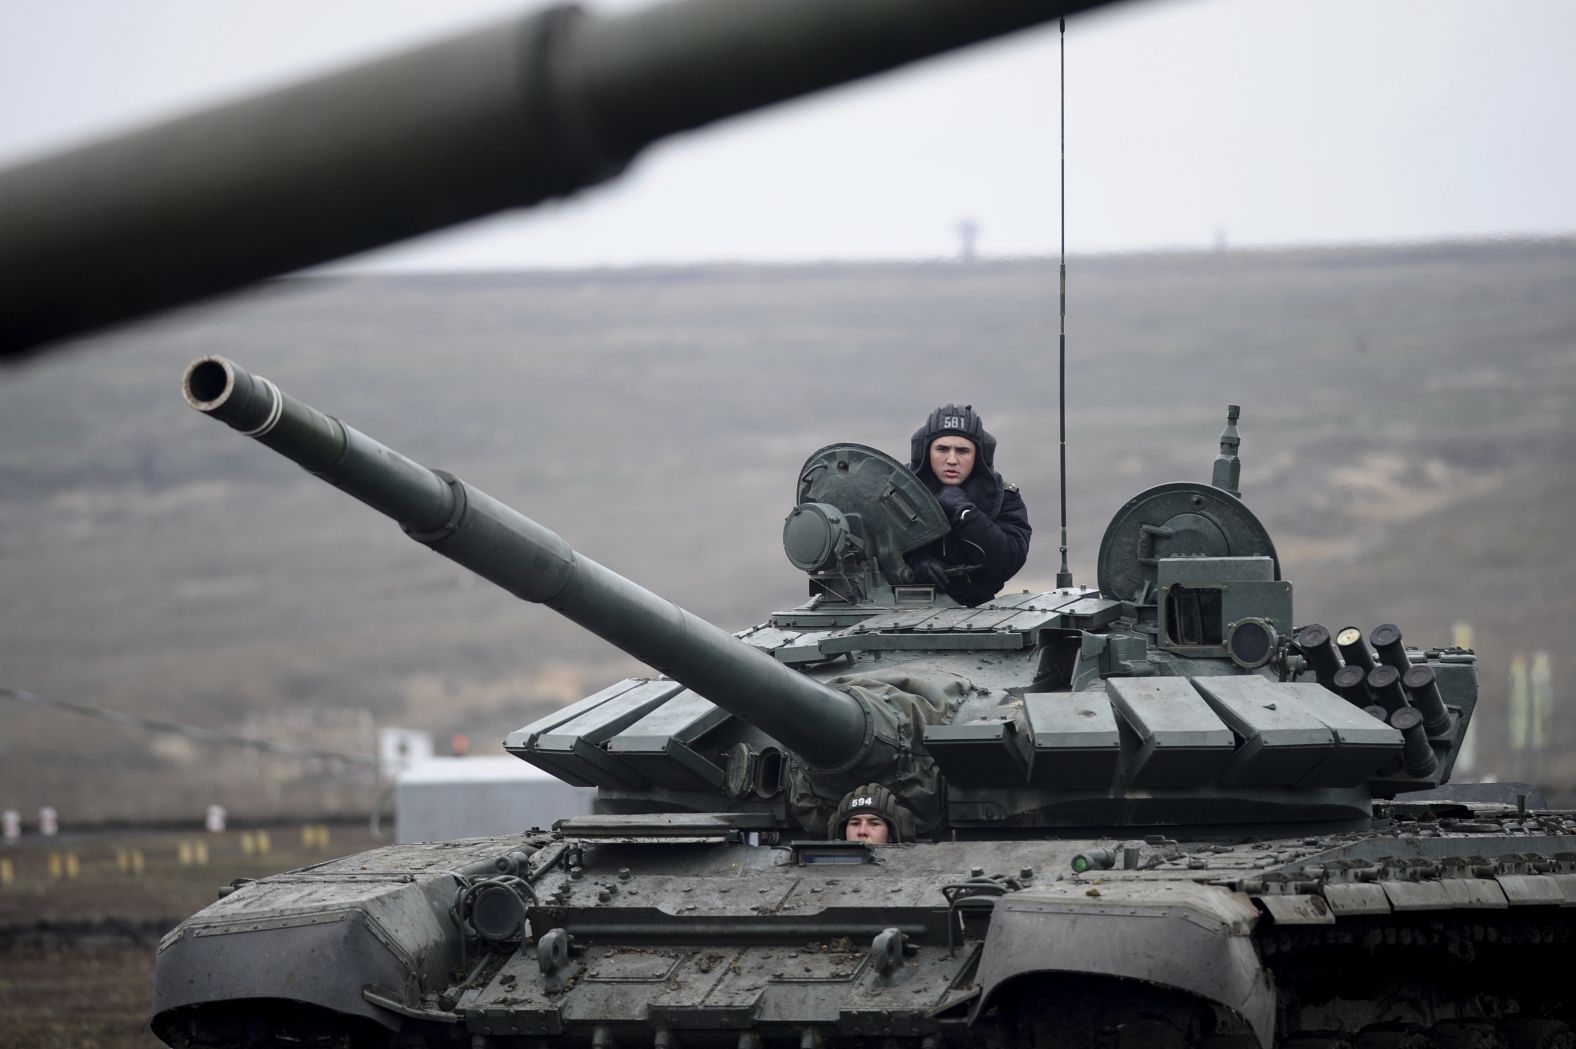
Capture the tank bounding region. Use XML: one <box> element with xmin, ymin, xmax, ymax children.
<box><xmin>149</xmin><ymin>355</ymin><xmax>1576</xmax><ymax>1049</ymax></box>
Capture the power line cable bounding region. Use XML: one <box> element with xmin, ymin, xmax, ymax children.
<box><xmin>0</xmin><ymin>686</ymin><xmax>378</xmax><ymax>768</ymax></box>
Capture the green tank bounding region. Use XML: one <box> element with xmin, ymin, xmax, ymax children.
<box><xmin>150</xmin><ymin>356</ymin><xmax>1576</xmax><ymax>1049</ymax></box>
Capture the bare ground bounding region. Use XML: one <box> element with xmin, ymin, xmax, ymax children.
<box><xmin>0</xmin><ymin>825</ymin><xmax>382</xmax><ymax>1049</ymax></box>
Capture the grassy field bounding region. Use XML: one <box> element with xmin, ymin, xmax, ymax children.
<box><xmin>2</xmin><ymin>241</ymin><xmax>1575</xmax><ymax>824</ymax></box>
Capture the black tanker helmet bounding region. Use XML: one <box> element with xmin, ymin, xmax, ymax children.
<box><xmin>829</xmin><ymin>782</ymin><xmax>913</xmax><ymax>843</ymax></box>
<box><xmin>910</xmin><ymin>403</ymin><xmax>997</xmax><ymax>475</ymax></box>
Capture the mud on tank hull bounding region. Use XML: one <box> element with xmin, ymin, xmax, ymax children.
<box><xmin>153</xmin><ymin>809</ymin><xmax>1576</xmax><ymax>1049</ymax></box>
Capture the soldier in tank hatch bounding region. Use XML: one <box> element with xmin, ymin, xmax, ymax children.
<box><xmin>905</xmin><ymin>403</ymin><xmax>1031</xmax><ymax>607</ymax></box>
<box><xmin>831</xmin><ymin>783</ymin><xmax>914</xmax><ymax>844</ymax></box>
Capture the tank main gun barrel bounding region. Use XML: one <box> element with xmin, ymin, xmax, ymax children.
<box><xmin>1</xmin><ymin>0</ymin><xmax>1101</xmax><ymax>358</ymax></box>
<box><xmin>181</xmin><ymin>356</ymin><xmax>869</xmax><ymax>770</ymax></box>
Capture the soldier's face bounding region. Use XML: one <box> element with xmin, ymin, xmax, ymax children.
<box><xmin>929</xmin><ymin>438</ymin><xmax>976</xmax><ymax>486</ymax></box>
<box><xmin>844</xmin><ymin>814</ymin><xmax>890</xmax><ymax>843</ymax></box>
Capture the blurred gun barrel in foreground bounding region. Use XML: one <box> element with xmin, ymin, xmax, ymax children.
<box><xmin>2</xmin><ymin>0</ymin><xmax>1100</xmax><ymax>357</ymax></box>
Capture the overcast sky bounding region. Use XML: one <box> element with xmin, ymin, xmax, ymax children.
<box><xmin>2</xmin><ymin>0</ymin><xmax>1573</xmax><ymax>269</ymax></box>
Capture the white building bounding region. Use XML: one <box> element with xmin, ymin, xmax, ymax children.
<box><xmin>394</xmin><ymin>756</ymin><xmax>595</xmax><ymax>843</ymax></box>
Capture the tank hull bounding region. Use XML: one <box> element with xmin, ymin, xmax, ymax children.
<box><xmin>154</xmin><ymin>814</ymin><xmax>1576</xmax><ymax>1049</ymax></box>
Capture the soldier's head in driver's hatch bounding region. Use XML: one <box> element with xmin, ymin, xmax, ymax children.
<box><xmin>831</xmin><ymin>783</ymin><xmax>910</xmax><ymax>844</ymax></box>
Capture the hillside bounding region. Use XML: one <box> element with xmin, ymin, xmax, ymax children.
<box><xmin>1</xmin><ymin>240</ymin><xmax>1573</xmax><ymax>820</ymax></box>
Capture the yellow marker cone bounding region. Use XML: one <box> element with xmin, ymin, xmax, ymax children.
<box><xmin>256</xmin><ymin>831</ymin><xmax>271</xmax><ymax>856</ymax></box>
<box><xmin>64</xmin><ymin>853</ymin><xmax>80</xmax><ymax>879</ymax></box>
<box><xmin>116</xmin><ymin>848</ymin><xmax>129</xmax><ymax>873</ymax></box>
<box><xmin>0</xmin><ymin>857</ymin><xmax>12</xmax><ymax>887</ymax></box>
<box><xmin>131</xmin><ymin>850</ymin><xmax>145</xmax><ymax>875</ymax></box>
<box><xmin>178</xmin><ymin>841</ymin><xmax>192</xmax><ymax>866</ymax></box>
<box><xmin>194</xmin><ymin>841</ymin><xmax>208</xmax><ymax>867</ymax></box>
<box><xmin>241</xmin><ymin>831</ymin><xmax>255</xmax><ymax>856</ymax></box>
<box><xmin>48</xmin><ymin>852</ymin><xmax>62</xmax><ymax>879</ymax></box>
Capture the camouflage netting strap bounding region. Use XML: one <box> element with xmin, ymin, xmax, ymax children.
<box><xmin>787</xmin><ymin>669</ymin><xmax>969</xmax><ymax>837</ymax></box>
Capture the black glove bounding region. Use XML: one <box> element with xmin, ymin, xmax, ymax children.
<box><xmin>909</xmin><ymin>555</ymin><xmax>950</xmax><ymax>589</ymax></box>
<box><xmin>935</xmin><ymin>485</ymin><xmax>973</xmax><ymax>523</ymax></box>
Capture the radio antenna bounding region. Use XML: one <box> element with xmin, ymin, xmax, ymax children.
<box><xmin>1055</xmin><ymin>17</ymin><xmax>1074</xmax><ymax>590</ymax></box>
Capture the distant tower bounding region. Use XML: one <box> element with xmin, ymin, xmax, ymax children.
<box><xmin>956</xmin><ymin>219</ymin><xmax>980</xmax><ymax>261</ymax></box>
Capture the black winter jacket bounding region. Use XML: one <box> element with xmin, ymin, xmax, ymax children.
<box><xmin>908</xmin><ymin>454</ymin><xmax>1031</xmax><ymax>608</ymax></box>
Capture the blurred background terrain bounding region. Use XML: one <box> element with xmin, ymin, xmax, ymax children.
<box><xmin>2</xmin><ymin>239</ymin><xmax>1573</xmax><ymax>826</ymax></box>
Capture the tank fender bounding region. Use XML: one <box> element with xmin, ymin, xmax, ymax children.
<box><xmin>970</xmin><ymin>880</ymin><xmax>1275</xmax><ymax>1048</ymax></box>
<box><xmin>151</xmin><ymin>873</ymin><xmax>461</xmax><ymax>1032</ymax></box>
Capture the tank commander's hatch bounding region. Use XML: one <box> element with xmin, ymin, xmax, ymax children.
<box><xmin>1097</xmin><ymin>481</ymin><xmax>1285</xmax><ymax>660</ymax></box>
<box><xmin>789</xmin><ymin>443</ymin><xmax>950</xmax><ymax>587</ymax></box>
<box><xmin>1097</xmin><ymin>481</ymin><xmax>1280</xmax><ymax>606</ymax></box>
